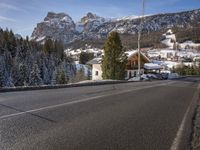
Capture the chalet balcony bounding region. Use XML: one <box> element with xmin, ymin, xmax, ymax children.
<box><xmin>126</xmin><ymin>65</ymin><xmax>140</xmax><ymax>70</ymax></box>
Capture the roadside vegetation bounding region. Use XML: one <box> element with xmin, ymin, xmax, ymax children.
<box><xmin>0</xmin><ymin>29</ymin><xmax>77</xmax><ymax>87</ymax></box>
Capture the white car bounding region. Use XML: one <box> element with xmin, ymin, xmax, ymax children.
<box><xmin>128</xmin><ymin>77</ymin><xmax>141</xmax><ymax>82</ymax></box>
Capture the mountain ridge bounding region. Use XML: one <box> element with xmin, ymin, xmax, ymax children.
<box><xmin>31</xmin><ymin>8</ymin><xmax>200</xmax><ymax>47</ymax></box>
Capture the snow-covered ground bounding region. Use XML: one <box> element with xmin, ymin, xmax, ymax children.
<box><xmin>65</xmin><ymin>47</ymin><xmax>102</xmax><ymax>62</ymax></box>
<box><xmin>161</xmin><ymin>29</ymin><xmax>200</xmax><ymax>50</ymax></box>
<box><xmin>176</xmin><ymin>50</ymin><xmax>200</xmax><ymax>58</ymax></box>
<box><xmin>148</xmin><ymin>28</ymin><xmax>200</xmax><ymax>70</ymax></box>
<box><xmin>77</xmin><ymin>79</ymin><xmax>120</xmax><ymax>84</ymax></box>
<box><xmin>65</xmin><ymin>47</ymin><xmax>103</xmax><ymax>59</ymax></box>
<box><xmin>161</xmin><ymin>29</ymin><xmax>176</xmax><ymax>49</ymax></box>
<box><xmin>35</xmin><ymin>36</ymin><xmax>46</xmax><ymax>42</ymax></box>
<box><xmin>115</xmin><ymin>14</ymin><xmax>152</xmax><ymax>21</ymax></box>
<box><xmin>147</xmin><ymin>49</ymin><xmax>176</xmax><ymax>60</ymax></box>
<box><xmin>179</xmin><ymin>41</ymin><xmax>200</xmax><ymax>49</ymax></box>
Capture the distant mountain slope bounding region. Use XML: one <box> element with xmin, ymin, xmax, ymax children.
<box><xmin>31</xmin><ymin>9</ymin><xmax>200</xmax><ymax>48</ymax></box>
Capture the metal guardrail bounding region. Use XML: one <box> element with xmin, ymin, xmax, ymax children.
<box><xmin>0</xmin><ymin>76</ymin><xmax>189</xmax><ymax>93</ymax></box>
<box><xmin>0</xmin><ymin>80</ymin><xmax>129</xmax><ymax>93</ymax></box>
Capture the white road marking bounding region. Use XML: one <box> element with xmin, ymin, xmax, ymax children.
<box><xmin>170</xmin><ymin>83</ymin><xmax>200</xmax><ymax>150</ymax></box>
<box><xmin>0</xmin><ymin>81</ymin><xmax>176</xmax><ymax>120</ymax></box>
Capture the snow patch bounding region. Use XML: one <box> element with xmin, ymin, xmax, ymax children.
<box><xmin>161</xmin><ymin>29</ymin><xmax>176</xmax><ymax>49</ymax></box>
<box><xmin>61</xmin><ymin>16</ymin><xmax>72</xmax><ymax>23</ymax></box>
<box><xmin>115</xmin><ymin>14</ymin><xmax>152</xmax><ymax>21</ymax></box>
<box><xmin>36</xmin><ymin>36</ymin><xmax>46</xmax><ymax>42</ymax></box>
<box><xmin>75</xmin><ymin>23</ymin><xmax>84</xmax><ymax>33</ymax></box>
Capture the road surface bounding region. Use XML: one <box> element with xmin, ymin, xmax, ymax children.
<box><xmin>0</xmin><ymin>78</ymin><xmax>200</xmax><ymax>150</ymax></box>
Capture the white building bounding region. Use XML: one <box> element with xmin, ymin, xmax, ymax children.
<box><xmin>160</xmin><ymin>50</ymin><xmax>176</xmax><ymax>60</ymax></box>
<box><xmin>87</xmin><ymin>58</ymin><xmax>103</xmax><ymax>80</ymax></box>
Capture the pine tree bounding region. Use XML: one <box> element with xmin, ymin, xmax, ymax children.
<box><xmin>9</xmin><ymin>30</ymin><xmax>17</xmax><ymax>57</ymax></box>
<box><xmin>3</xmin><ymin>50</ymin><xmax>14</xmax><ymax>87</ymax></box>
<box><xmin>43</xmin><ymin>39</ymin><xmax>54</xmax><ymax>55</ymax></box>
<box><xmin>0</xmin><ymin>56</ymin><xmax>5</xmax><ymax>87</ymax></box>
<box><xmin>73</xmin><ymin>68</ymin><xmax>87</xmax><ymax>82</ymax></box>
<box><xmin>56</xmin><ymin>69</ymin><xmax>66</xmax><ymax>84</ymax></box>
<box><xmin>29</xmin><ymin>64</ymin><xmax>43</xmax><ymax>86</ymax></box>
<box><xmin>54</xmin><ymin>40</ymin><xmax>64</xmax><ymax>60</ymax></box>
<box><xmin>42</xmin><ymin>62</ymin><xmax>51</xmax><ymax>85</ymax></box>
<box><xmin>102</xmin><ymin>32</ymin><xmax>127</xmax><ymax>80</ymax></box>
<box><xmin>51</xmin><ymin>69</ymin><xmax>57</xmax><ymax>85</ymax></box>
<box><xmin>0</xmin><ymin>69</ymin><xmax>3</xmax><ymax>87</ymax></box>
<box><xmin>79</xmin><ymin>52</ymin><xmax>94</xmax><ymax>64</ymax></box>
<box><xmin>19</xmin><ymin>64</ymin><xmax>29</xmax><ymax>86</ymax></box>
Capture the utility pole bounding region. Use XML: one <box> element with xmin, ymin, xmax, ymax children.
<box><xmin>137</xmin><ymin>0</ymin><xmax>145</xmax><ymax>78</ymax></box>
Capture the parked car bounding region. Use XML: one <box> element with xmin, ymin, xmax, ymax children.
<box><xmin>155</xmin><ymin>74</ymin><xmax>163</xmax><ymax>80</ymax></box>
<box><xmin>141</xmin><ymin>74</ymin><xmax>151</xmax><ymax>81</ymax></box>
<box><xmin>168</xmin><ymin>73</ymin><xmax>179</xmax><ymax>79</ymax></box>
<box><xmin>146</xmin><ymin>74</ymin><xmax>158</xmax><ymax>80</ymax></box>
<box><xmin>161</xmin><ymin>73</ymin><xmax>169</xmax><ymax>80</ymax></box>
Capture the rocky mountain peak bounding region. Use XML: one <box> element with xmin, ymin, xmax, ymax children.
<box><xmin>86</xmin><ymin>12</ymin><xmax>97</xmax><ymax>19</ymax></box>
<box><xmin>81</xmin><ymin>12</ymin><xmax>100</xmax><ymax>23</ymax></box>
<box><xmin>44</xmin><ymin>12</ymin><xmax>73</xmax><ymax>23</ymax></box>
<box><xmin>31</xmin><ymin>12</ymin><xmax>76</xmax><ymax>44</ymax></box>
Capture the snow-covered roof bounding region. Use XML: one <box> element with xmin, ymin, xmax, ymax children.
<box><xmin>125</xmin><ymin>50</ymin><xmax>138</xmax><ymax>58</ymax></box>
<box><xmin>125</xmin><ymin>50</ymin><xmax>150</xmax><ymax>62</ymax></box>
<box><xmin>87</xmin><ymin>58</ymin><xmax>102</xmax><ymax>65</ymax></box>
<box><xmin>160</xmin><ymin>49</ymin><xmax>176</xmax><ymax>53</ymax></box>
<box><xmin>144</xmin><ymin>63</ymin><xmax>162</xmax><ymax>70</ymax></box>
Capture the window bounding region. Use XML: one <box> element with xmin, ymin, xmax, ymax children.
<box><xmin>95</xmin><ymin>71</ymin><xmax>98</xmax><ymax>76</ymax></box>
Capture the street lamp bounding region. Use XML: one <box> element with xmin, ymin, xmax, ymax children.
<box><xmin>137</xmin><ymin>0</ymin><xmax>145</xmax><ymax>78</ymax></box>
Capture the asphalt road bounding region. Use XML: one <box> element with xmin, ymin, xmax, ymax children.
<box><xmin>0</xmin><ymin>78</ymin><xmax>200</xmax><ymax>150</ymax></box>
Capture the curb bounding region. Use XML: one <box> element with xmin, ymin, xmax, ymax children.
<box><xmin>191</xmin><ymin>83</ymin><xmax>200</xmax><ymax>150</ymax></box>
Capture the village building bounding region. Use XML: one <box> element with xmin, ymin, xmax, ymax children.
<box><xmin>87</xmin><ymin>50</ymin><xmax>150</xmax><ymax>80</ymax></box>
<box><xmin>87</xmin><ymin>58</ymin><xmax>103</xmax><ymax>80</ymax></box>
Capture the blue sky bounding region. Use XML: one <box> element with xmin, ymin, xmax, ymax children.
<box><xmin>0</xmin><ymin>0</ymin><xmax>200</xmax><ymax>37</ymax></box>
